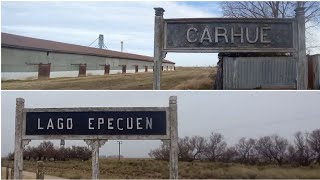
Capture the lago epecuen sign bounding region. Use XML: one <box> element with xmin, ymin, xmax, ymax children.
<box><xmin>24</xmin><ymin>109</ymin><xmax>168</xmax><ymax>137</ymax></box>
<box><xmin>153</xmin><ymin>6</ymin><xmax>307</xmax><ymax>90</ymax></box>
<box><xmin>14</xmin><ymin>97</ymin><xmax>178</xmax><ymax>179</ymax></box>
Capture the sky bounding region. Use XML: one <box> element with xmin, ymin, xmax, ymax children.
<box><xmin>1</xmin><ymin>1</ymin><xmax>223</xmax><ymax>66</ymax></box>
<box><xmin>2</xmin><ymin>1</ymin><xmax>320</xmax><ymax>66</ymax></box>
<box><xmin>2</xmin><ymin>91</ymin><xmax>320</xmax><ymax>158</ymax></box>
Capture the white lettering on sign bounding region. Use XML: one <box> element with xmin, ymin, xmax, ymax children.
<box><xmin>67</xmin><ymin>118</ymin><xmax>73</xmax><ymax>129</ymax></box>
<box><xmin>38</xmin><ymin>118</ymin><xmax>43</xmax><ymax>129</ymax></box>
<box><xmin>47</xmin><ymin>118</ymin><xmax>54</xmax><ymax>129</ymax></box>
<box><xmin>186</xmin><ymin>26</ymin><xmax>271</xmax><ymax>44</ymax></box>
<box><xmin>37</xmin><ymin>118</ymin><xmax>73</xmax><ymax>130</ymax></box>
<box><xmin>146</xmin><ymin>117</ymin><xmax>152</xmax><ymax>129</ymax></box>
<box><xmin>98</xmin><ymin>118</ymin><xmax>104</xmax><ymax>130</ymax></box>
<box><xmin>89</xmin><ymin>118</ymin><xmax>94</xmax><ymax>129</ymax></box>
<box><xmin>127</xmin><ymin>118</ymin><xmax>133</xmax><ymax>129</ymax></box>
<box><xmin>108</xmin><ymin>118</ymin><xmax>114</xmax><ymax>129</ymax></box>
<box><xmin>85</xmin><ymin>117</ymin><xmax>153</xmax><ymax>130</ymax></box>
<box><xmin>137</xmin><ymin>117</ymin><xmax>143</xmax><ymax>130</ymax></box>
<box><xmin>57</xmin><ymin>118</ymin><xmax>63</xmax><ymax>129</ymax></box>
<box><xmin>187</xmin><ymin>27</ymin><xmax>197</xmax><ymax>42</ymax></box>
<box><xmin>117</xmin><ymin>118</ymin><xmax>124</xmax><ymax>130</ymax></box>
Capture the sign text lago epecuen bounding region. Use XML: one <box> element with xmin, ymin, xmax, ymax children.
<box><xmin>25</xmin><ymin>111</ymin><xmax>167</xmax><ymax>135</ymax></box>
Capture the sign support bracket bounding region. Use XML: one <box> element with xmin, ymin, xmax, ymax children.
<box><xmin>84</xmin><ymin>140</ymin><xmax>107</xmax><ymax>180</ymax></box>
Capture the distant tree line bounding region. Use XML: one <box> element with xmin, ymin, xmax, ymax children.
<box><xmin>7</xmin><ymin>141</ymin><xmax>91</xmax><ymax>161</ymax></box>
<box><xmin>149</xmin><ymin>129</ymin><xmax>320</xmax><ymax>166</ymax></box>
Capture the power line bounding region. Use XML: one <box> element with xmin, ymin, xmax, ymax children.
<box><xmin>88</xmin><ymin>37</ymin><xmax>99</xmax><ymax>47</ymax></box>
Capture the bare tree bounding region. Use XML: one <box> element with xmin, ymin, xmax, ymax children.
<box><xmin>190</xmin><ymin>136</ymin><xmax>207</xmax><ymax>160</ymax></box>
<box><xmin>293</xmin><ymin>131</ymin><xmax>316</xmax><ymax>166</ymax></box>
<box><xmin>220</xmin><ymin>147</ymin><xmax>238</xmax><ymax>163</ymax></box>
<box><xmin>203</xmin><ymin>132</ymin><xmax>227</xmax><ymax>162</ymax></box>
<box><xmin>148</xmin><ymin>140</ymin><xmax>170</xmax><ymax>161</ymax></box>
<box><xmin>221</xmin><ymin>1</ymin><xmax>320</xmax><ymax>53</ymax></box>
<box><xmin>178</xmin><ymin>136</ymin><xmax>194</xmax><ymax>161</ymax></box>
<box><xmin>235</xmin><ymin>137</ymin><xmax>257</xmax><ymax>164</ymax></box>
<box><xmin>221</xmin><ymin>1</ymin><xmax>320</xmax><ymax>25</ymax></box>
<box><xmin>308</xmin><ymin>129</ymin><xmax>320</xmax><ymax>164</ymax></box>
<box><xmin>255</xmin><ymin>135</ymin><xmax>289</xmax><ymax>165</ymax></box>
<box><xmin>255</xmin><ymin>136</ymin><xmax>274</xmax><ymax>164</ymax></box>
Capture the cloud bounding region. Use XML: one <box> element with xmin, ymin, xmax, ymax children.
<box><xmin>2</xmin><ymin>1</ymin><xmax>220</xmax><ymax>66</ymax></box>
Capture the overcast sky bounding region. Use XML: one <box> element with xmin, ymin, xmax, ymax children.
<box><xmin>2</xmin><ymin>91</ymin><xmax>320</xmax><ymax>157</ymax></box>
<box><xmin>3</xmin><ymin>1</ymin><xmax>319</xmax><ymax>66</ymax></box>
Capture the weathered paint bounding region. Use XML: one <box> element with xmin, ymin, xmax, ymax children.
<box><xmin>15</xmin><ymin>96</ymin><xmax>178</xmax><ymax>179</ymax></box>
<box><xmin>1</xmin><ymin>48</ymin><xmax>174</xmax><ymax>80</ymax></box>
<box><xmin>164</xmin><ymin>18</ymin><xmax>295</xmax><ymax>52</ymax></box>
<box><xmin>22</xmin><ymin>107</ymin><xmax>171</xmax><ymax>140</ymax></box>
<box><xmin>308</xmin><ymin>54</ymin><xmax>320</xmax><ymax>89</ymax></box>
<box><xmin>223</xmin><ymin>56</ymin><xmax>296</xmax><ymax>89</ymax></box>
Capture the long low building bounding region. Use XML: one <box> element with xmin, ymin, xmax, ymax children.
<box><xmin>1</xmin><ymin>33</ymin><xmax>175</xmax><ymax>80</ymax></box>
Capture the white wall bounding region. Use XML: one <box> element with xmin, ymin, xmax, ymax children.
<box><xmin>2</xmin><ymin>48</ymin><xmax>175</xmax><ymax>80</ymax></box>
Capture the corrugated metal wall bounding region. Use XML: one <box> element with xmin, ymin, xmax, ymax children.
<box><xmin>308</xmin><ymin>55</ymin><xmax>320</xmax><ymax>90</ymax></box>
<box><xmin>223</xmin><ymin>57</ymin><xmax>296</xmax><ymax>89</ymax></box>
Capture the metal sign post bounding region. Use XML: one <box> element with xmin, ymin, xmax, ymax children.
<box><xmin>14</xmin><ymin>96</ymin><xmax>178</xmax><ymax>179</ymax></box>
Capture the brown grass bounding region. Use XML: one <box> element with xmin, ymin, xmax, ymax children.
<box><xmin>2</xmin><ymin>159</ymin><xmax>320</xmax><ymax>179</ymax></box>
<box><xmin>1</xmin><ymin>67</ymin><xmax>215</xmax><ymax>90</ymax></box>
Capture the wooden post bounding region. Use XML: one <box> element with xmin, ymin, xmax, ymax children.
<box><xmin>14</xmin><ymin>98</ymin><xmax>24</xmax><ymax>179</ymax></box>
<box><xmin>153</xmin><ymin>7</ymin><xmax>165</xmax><ymax>90</ymax></box>
<box><xmin>295</xmin><ymin>4</ymin><xmax>307</xmax><ymax>89</ymax></box>
<box><xmin>85</xmin><ymin>140</ymin><xmax>107</xmax><ymax>180</ymax></box>
<box><xmin>92</xmin><ymin>140</ymin><xmax>100</xmax><ymax>179</ymax></box>
<box><xmin>10</xmin><ymin>168</ymin><xmax>14</xmax><ymax>179</ymax></box>
<box><xmin>36</xmin><ymin>161</ymin><xmax>44</xmax><ymax>180</ymax></box>
<box><xmin>169</xmin><ymin>96</ymin><xmax>178</xmax><ymax>179</ymax></box>
<box><xmin>6</xmin><ymin>166</ymin><xmax>9</xmax><ymax>179</ymax></box>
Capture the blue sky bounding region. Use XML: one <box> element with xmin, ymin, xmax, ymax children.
<box><xmin>1</xmin><ymin>1</ymin><xmax>222</xmax><ymax>66</ymax></box>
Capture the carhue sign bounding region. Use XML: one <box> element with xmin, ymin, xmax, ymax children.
<box><xmin>164</xmin><ymin>18</ymin><xmax>295</xmax><ymax>53</ymax></box>
<box><xmin>22</xmin><ymin>107</ymin><xmax>170</xmax><ymax>140</ymax></box>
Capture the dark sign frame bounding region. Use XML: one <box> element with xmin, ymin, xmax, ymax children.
<box><xmin>22</xmin><ymin>107</ymin><xmax>170</xmax><ymax>140</ymax></box>
<box><xmin>163</xmin><ymin>18</ymin><xmax>296</xmax><ymax>53</ymax></box>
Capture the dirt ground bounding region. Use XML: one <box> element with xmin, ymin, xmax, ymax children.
<box><xmin>1</xmin><ymin>167</ymin><xmax>65</xmax><ymax>179</ymax></box>
<box><xmin>1</xmin><ymin>67</ymin><xmax>216</xmax><ymax>90</ymax></box>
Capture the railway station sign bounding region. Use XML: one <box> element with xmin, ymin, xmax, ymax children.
<box><xmin>22</xmin><ymin>107</ymin><xmax>170</xmax><ymax>140</ymax></box>
<box><xmin>153</xmin><ymin>7</ymin><xmax>307</xmax><ymax>90</ymax></box>
<box><xmin>164</xmin><ymin>18</ymin><xmax>295</xmax><ymax>53</ymax></box>
<box><xmin>15</xmin><ymin>97</ymin><xmax>179</xmax><ymax>179</ymax></box>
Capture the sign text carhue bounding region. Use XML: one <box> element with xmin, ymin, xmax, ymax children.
<box><xmin>164</xmin><ymin>18</ymin><xmax>295</xmax><ymax>52</ymax></box>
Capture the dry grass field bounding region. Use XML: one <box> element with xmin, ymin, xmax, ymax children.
<box><xmin>1</xmin><ymin>67</ymin><xmax>216</xmax><ymax>90</ymax></box>
<box><xmin>2</xmin><ymin>159</ymin><xmax>320</xmax><ymax>179</ymax></box>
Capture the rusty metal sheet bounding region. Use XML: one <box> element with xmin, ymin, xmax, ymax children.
<box><xmin>38</xmin><ymin>63</ymin><xmax>51</xmax><ymax>79</ymax></box>
<box><xmin>164</xmin><ymin>18</ymin><xmax>295</xmax><ymax>53</ymax></box>
<box><xmin>223</xmin><ymin>56</ymin><xmax>296</xmax><ymax>89</ymax></box>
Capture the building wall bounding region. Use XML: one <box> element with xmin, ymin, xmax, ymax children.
<box><xmin>1</xmin><ymin>48</ymin><xmax>175</xmax><ymax>80</ymax></box>
<box><xmin>308</xmin><ymin>54</ymin><xmax>320</xmax><ymax>89</ymax></box>
<box><xmin>223</xmin><ymin>56</ymin><xmax>296</xmax><ymax>89</ymax></box>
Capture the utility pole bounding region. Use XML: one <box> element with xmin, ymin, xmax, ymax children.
<box><xmin>117</xmin><ymin>141</ymin><xmax>122</xmax><ymax>160</ymax></box>
<box><xmin>121</xmin><ymin>41</ymin><xmax>123</xmax><ymax>52</ymax></box>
